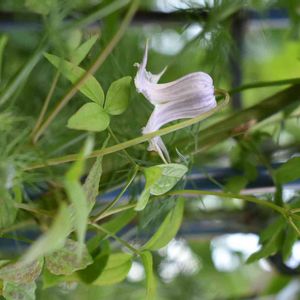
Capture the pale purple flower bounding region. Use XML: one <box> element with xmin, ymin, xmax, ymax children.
<box><xmin>134</xmin><ymin>41</ymin><xmax>217</xmax><ymax>163</ymax></box>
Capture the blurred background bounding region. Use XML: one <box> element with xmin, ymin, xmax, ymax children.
<box><xmin>1</xmin><ymin>0</ymin><xmax>300</xmax><ymax>299</ymax></box>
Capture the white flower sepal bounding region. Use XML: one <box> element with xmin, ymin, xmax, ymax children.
<box><xmin>134</xmin><ymin>41</ymin><xmax>217</xmax><ymax>163</ymax></box>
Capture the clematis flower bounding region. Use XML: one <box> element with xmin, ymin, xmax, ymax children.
<box><xmin>134</xmin><ymin>41</ymin><xmax>217</xmax><ymax>163</ymax></box>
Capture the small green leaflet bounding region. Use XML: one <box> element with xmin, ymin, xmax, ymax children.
<box><xmin>104</xmin><ymin>76</ymin><xmax>131</xmax><ymax>115</ymax></box>
<box><xmin>45</xmin><ymin>239</ymin><xmax>92</xmax><ymax>276</ymax></box>
<box><xmin>67</xmin><ymin>103</ymin><xmax>110</xmax><ymax>132</ymax></box>
<box><xmin>282</xmin><ymin>225</ymin><xmax>298</xmax><ymax>261</ymax></box>
<box><xmin>0</xmin><ymin>258</ymin><xmax>43</xmax><ymax>283</ymax></box>
<box><xmin>3</xmin><ymin>281</ymin><xmax>36</xmax><ymax>300</ymax></box>
<box><xmin>0</xmin><ymin>187</ymin><xmax>20</xmax><ymax>229</ymax></box>
<box><xmin>246</xmin><ymin>219</ymin><xmax>284</xmax><ymax>264</ymax></box>
<box><xmin>21</xmin><ymin>203</ymin><xmax>72</xmax><ymax>264</ymax></box>
<box><xmin>83</xmin><ymin>136</ymin><xmax>110</xmax><ymax>211</ymax></box>
<box><xmin>224</xmin><ymin>176</ymin><xmax>248</xmax><ymax>193</ymax></box>
<box><xmin>275</xmin><ymin>157</ymin><xmax>300</xmax><ymax>184</ymax></box>
<box><xmin>93</xmin><ymin>253</ymin><xmax>132</xmax><ymax>286</ymax></box>
<box><xmin>142</xmin><ymin>197</ymin><xmax>185</xmax><ymax>250</ymax></box>
<box><xmin>78</xmin><ymin>241</ymin><xmax>110</xmax><ymax>284</ymax></box>
<box><xmin>136</xmin><ymin>164</ymin><xmax>188</xmax><ymax>211</ymax></box>
<box><xmin>44</xmin><ymin>53</ymin><xmax>104</xmax><ymax>105</ymax></box>
<box><xmin>70</xmin><ymin>35</ymin><xmax>98</xmax><ymax>65</ymax></box>
<box><xmin>64</xmin><ymin>136</ymin><xmax>94</xmax><ymax>255</ymax></box>
<box><xmin>140</xmin><ymin>251</ymin><xmax>156</xmax><ymax>300</ymax></box>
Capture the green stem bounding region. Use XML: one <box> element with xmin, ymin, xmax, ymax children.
<box><xmin>33</xmin><ymin>0</ymin><xmax>140</xmax><ymax>142</ymax></box>
<box><xmin>93</xmin><ymin>164</ymin><xmax>139</xmax><ymax>222</ymax></box>
<box><xmin>230</xmin><ymin>78</ymin><xmax>300</xmax><ymax>94</ymax></box>
<box><xmin>31</xmin><ymin>71</ymin><xmax>60</xmax><ymax>142</ymax></box>
<box><xmin>92</xmin><ymin>188</ymin><xmax>287</xmax><ymax>222</ymax></box>
<box><xmin>168</xmin><ymin>190</ymin><xmax>286</xmax><ymax>215</ymax></box>
<box><xmin>91</xmin><ymin>223</ymin><xmax>139</xmax><ymax>254</ymax></box>
<box><xmin>24</xmin><ymin>90</ymin><xmax>229</xmax><ymax>170</ymax></box>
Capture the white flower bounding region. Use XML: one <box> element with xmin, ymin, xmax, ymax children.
<box><xmin>134</xmin><ymin>41</ymin><xmax>217</xmax><ymax>163</ymax></box>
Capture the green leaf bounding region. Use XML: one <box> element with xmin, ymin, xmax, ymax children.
<box><xmin>247</xmin><ymin>229</ymin><xmax>283</xmax><ymax>264</ymax></box>
<box><xmin>0</xmin><ymin>258</ymin><xmax>43</xmax><ymax>283</ymax></box>
<box><xmin>150</xmin><ymin>164</ymin><xmax>188</xmax><ymax>195</ymax></box>
<box><xmin>136</xmin><ymin>164</ymin><xmax>188</xmax><ymax>211</ymax></box>
<box><xmin>140</xmin><ymin>251</ymin><xmax>156</xmax><ymax>300</ymax></box>
<box><xmin>0</xmin><ymin>188</ymin><xmax>19</xmax><ymax>229</ymax></box>
<box><xmin>282</xmin><ymin>226</ymin><xmax>298</xmax><ymax>261</ymax></box>
<box><xmin>70</xmin><ymin>35</ymin><xmax>98</xmax><ymax>65</ymax></box>
<box><xmin>67</xmin><ymin>103</ymin><xmax>110</xmax><ymax>132</ymax></box>
<box><xmin>42</xmin><ymin>267</ymin><xmax>77</xmax><ymax>289</ymax></box>
<box><xmin>3</xmin><ymin>281</ymin><xmax>36</xmax><ymax>300</ymax></box>
<box><xmin>93</xmin><ymin>253</ymin><xmax>132</xmax><ymax>286</ymax></box>
<box><xmin>21</xmin><ymin>203</ymin><xmax>72</xmax><ymax>264</ymax></box>
<box><xmin>260</xmin><ymin>217</ymin><xmax>285</xmax><ymax>243</ymax></box>
<box><xmin>64</xmin><ymin>137</ymin><xmax>94</xmax><ymax>255</ymax></box>
<box><xmin>45</xmin><ymin>239</ymin><xmax>92</xmax><ymax>276</ymax></box>
<box><xmin>275</xmin><ymin>157</ymin><xmax>300</xmax><ymax>184</ymax></box>
<box><xmin>44</xmin><ymin>53</ymin><xmax>104</xmax><ymax>105</ymax></box>
<box><xmin>104</xmin><ymin>76</ymin><xmax>131</xmax><ymax>115</ymax></box>
<box><xmin>135</xmin><ymin>167</ymin><xmax>161</xmax><ymax>211</ymax></box>
<box><xmin>77</xmin><ymin>241</ymin><xmax>110</xmax><ymax>284</ymax></box>
<box><xmin>83</xmin><ymin>136</ymin><xmax>110</xmax><ymax>212</ymax></box>
<box><xmin>224</xmin><ymin>176</ymin><xmax>248</xmax><ymax>193</ymax></box>
<box><xmin>66</xmin><ymin>30</ymin><xmax>82</xmax><ymax>54</ymax></box>
<box><xmin>142</xmin><ymin>197</ymin><xmax>185</xmax><ymax>250</ymax></box>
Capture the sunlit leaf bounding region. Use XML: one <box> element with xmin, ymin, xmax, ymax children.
<box><xmin>140</xmin><ymin>251</ymin><xmax>156</xmax><ymax>300</ymax></box>
<box><xmin>0</xmin><ymin>258</ymin><xmax>43</xmax><ymax>283</ymax></box>
<box><xmin>136</xmin><ymin>164</ymin><xmax>188</xmax><ymax>211</ymax></box>
<box><xmin>67</xmin><ymin>103</ymin><xmax>110</xmax><ymax>132</ymax></box>
<box><xmin>142</xmin><ymin>197</ymin><xmax>185</xmax><ymax>250</ymax></box>
<box><xmin>93</xmin><ymin>253</ymin><xmax>132</xmax><ymax>286</ymax></box>
<box><xmin>3</xmin><ymin>281</ymin><xmax>36</xmax><ymax>300</ymax></box>
<box><xmin>135</xmin><ymin>166</ymin><xmax>161</xmax><ymax>211</ymax></box>
<box><xmin>70</xmin><ymin>35</ymin><xmax>98</xmax><ymax>65</ymax></box>
<box><xmin>275</xmin><ymin>157</ymin><xmax>300</xmax><ymax>184</ymax></box>
<box><xmin>21</xmin><ymin>203</ymin><xmax>72</xmax><ymax>264</ymax></box>
<box><xmin>149</xmin><ymin>164</ymin><xmax>188</xmax><ymax>195</ymax></box>
<box><xmin>44</xmin><ymin>53</ymin><xmax>104</xmax><ymax>105</ymax></box>
<box><xmin>104</xmin><ymin>76</ymin><xmax>131</xmax><ymax>115</ymax></box>
<box><xmin>45</xmin><ymin>239</ymin><xmax>92</xmax><ymax>276</ymax></box>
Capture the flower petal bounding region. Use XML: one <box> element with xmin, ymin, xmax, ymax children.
<box><xmin>143</xmin><ymin>94</ymin><xmax>216</xmax><ymax>133</ymax></box>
